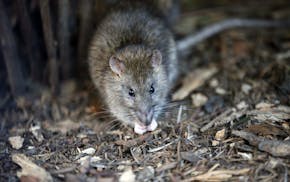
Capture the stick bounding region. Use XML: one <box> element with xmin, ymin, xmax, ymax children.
<box><xmin>39</xmin><ymin>0</ymin><xmax>59</xmax><ymax>95</ymax></box>
<box><xmin>58</xmin><ymin>0</ymin><xmax>72</xmax><ymax>80</ymax></box>
<box><xmin>0</xmin><ymin>0</ymin><xmax>26</xmax><ymax>97</ymax></box>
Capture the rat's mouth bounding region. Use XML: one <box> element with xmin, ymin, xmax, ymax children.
<box><xmin>134</xmin><ymin>119</ymin><xmax>158</xmax><ymax>135</ymax></box>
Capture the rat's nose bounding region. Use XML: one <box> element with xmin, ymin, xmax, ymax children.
<box><xmin>137</xmin><ymin>109</ymin><xmax>153</xmax><ymax>126</ymax></box>
<box><xmin>145</xmin><ymin>109</ymin><xmax>153</xmax><ymax>126</ymax></box>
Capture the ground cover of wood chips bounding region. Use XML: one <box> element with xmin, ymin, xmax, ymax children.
<box><xmin>1</xmin><ymin>1</ymin><xmax>290</xmax><ymax>182</ymax></box>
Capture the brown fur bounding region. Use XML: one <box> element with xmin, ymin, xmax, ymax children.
<box><xmin>88</xmin><ymin>6</ymin><xmax>177</xmax><ymax>127</ymax></box>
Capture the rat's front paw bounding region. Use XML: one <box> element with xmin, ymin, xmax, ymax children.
<box><xmin>134</xmin><ymin>123</ymin><xmax>147</xmax><ymax>135</ymax></box>
<box><xmin>134</xmin><ymin>119</ymin><xmax>158</xmax><ymax>134</ymax></box>
<box><xmin>147</xmin><ymin>119</ymin><xmax>158</xmax><ymax>131</ymax></box>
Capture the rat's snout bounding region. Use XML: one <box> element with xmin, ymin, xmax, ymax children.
<box><xmin>136</xmin><ymin>108</ymin><xmax>153</xmax><ymax>126</ymax></box>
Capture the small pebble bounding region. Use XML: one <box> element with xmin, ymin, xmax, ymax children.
<box><xmin>241</xmin><ymin>83</ymin><xmax>252</xmax><ymax>95</ymax></box>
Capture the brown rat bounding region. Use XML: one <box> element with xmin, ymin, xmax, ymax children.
<box><xmin>88</xmin><ymin>5</ymin><xmax>177</xmax><ymax>134</ymax></box>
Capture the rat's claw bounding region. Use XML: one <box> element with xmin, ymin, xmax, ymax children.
<box><xmin>147</xmin><ymin>119</ymin><xmax>158</xmax><ymax>131</ymax></box>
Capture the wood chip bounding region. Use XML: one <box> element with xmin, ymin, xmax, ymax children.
<box><xmin>215</xmin><ymin>128</ymin><xmax>226</xmax><ymax>141</ymax></box>
<box><xmin>181</xmin><ymin>168</ymin><xmax>250</xmax><ymax>182</ymax></box>
<box><xmin>209</xmin><ymin>78</ymin><xmax>219</xmax><ymax>88</ymax></box>
<box><xmin>232</xmin><ymin>130</ymin><xmax>290</xmax><ymax>157</ymax></box>
<box><xmin>191</xmin><ymin>93</ymin><xmax>208</xmax><ymax>107</ymax></box>
<box><xmin>81</xmin><ymin>147</ymin><xmax>96</xmax><ymax>155</ymax></box>
<box><xmin>156</xmin><ymin>162</ymin><xmax>178</xmax><ymax>173</ymax></box>
<box><xmin>201</xmin><ymin>108</ymin><xmax>247</xmax><ymax>132</ymax></box>
<box><xmin>248</xmin><ymin>105</ymin><xmax>290</xmax><ymax>122</ymax></box>
<box><xmin>212</xmin><ymin>140</ymin><xmax>220</xmax><ymax>146</ymax></box>
<box><xmin>180</xmin><ymin>152</ymin><xmax>200</xmax><ymax>163</ymax></box>
<box><xmin>215</xmin><ymin>87</ymin><xmax>227</xmax><ymax>95</ymax></box>
<box><xmin>236</xmin><ymin>101</ymin><xmax>248</xmax><ymax>110</ymax></box>
<box><xmin>245</xmin><ymin>123</ymin><xmax>287</xmax><ymax>137</ymax></box>
<box><xmin>9</xmin><ymin>136</ymin><xmax>24</xmax><ymax>150</ymax></box>
<box><xmin>12</xmin><ymin>153</ymin><xmax>53</xmax><ymax>182</ymax></box>
<box><xmin>255</xmin><ymin>102</ymin><xmax>274</xmax><ymax>109</ymax></box>
<box><xmin>119</xmin><ymin>169</ymin><xmax>135</xmax><ymax>182</ymax></box>
<box><xmin>115</xmin><ymin>133</ymin><xmax>153</xmax><ymax>148</ymax></box>
<box><xmin>172</xmin><ymin>66</ymin><xmax>218</xmax><ymax>101</ymax></box>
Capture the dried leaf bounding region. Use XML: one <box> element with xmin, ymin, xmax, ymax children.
<box><xmin>173</xmin><ymin>66</ymin><xmax>218</xmax><ymax>100</ymax></box>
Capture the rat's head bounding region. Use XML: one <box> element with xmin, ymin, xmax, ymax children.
<box><xmin>104</xmin><ymin>47</ymin><xmax>169</xmax><ymax>128</ymax></box>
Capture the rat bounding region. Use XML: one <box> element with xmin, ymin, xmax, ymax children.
<box><xmin>88</xmin><ymin>1</ymin><xmax>290</xmax><ymax>134</ymax></box>
<box><xmin>88</xmin><ymin>3</ymin><xmax>178</xmax><ymax>134</ymax></box>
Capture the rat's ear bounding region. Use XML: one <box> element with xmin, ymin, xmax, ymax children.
<box><xmin>151</xmin><ymin>49</ymin><xmax>162</xmax><ymax>69</ymax></box>
<box><xmin>109</xmin><ymin>56</ymin><xmax>125</xmax><ymax>76</ymax></box>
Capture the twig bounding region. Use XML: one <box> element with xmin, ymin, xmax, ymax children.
<box><xmin>156</xmin><ymin>162</ymin><xmax>178</xmax><ymax>173</ymax></box>
<box><xmin>0</xmin><ymin>0</ymin><xmax>26</xmax><ymax>97</ymax></box>
<box><xmin>148</xmin><ymin>139</ymin><xmax>179</xmax><ymax>153</ymax></box>
<box><xmin>115</xmin><ymin>132</ymin><xmax>153</xmax><ymax>148</ymax></box>
<box><xmin>58</xmin><ymin>0</ymin><xmax>72</xmax><ymax>80</ymax></box>
<box><xmin>176</xmin><ymin>105</ymin><xmax>183</xmax><ymax>124</ymax></box>
<box><xmin>40</xmin><ymin>0</ymin><xmax>59</xmax><ymax>95</ymax></box>
<box><xmin>200</xmin><ymin>108</ymin><xmax>232</xmax><ymax>132</ymax></box>
<box><xmin>201</xmin><ymin>108</ymin><xmax>247</xmax><ymax>132</ymax></box>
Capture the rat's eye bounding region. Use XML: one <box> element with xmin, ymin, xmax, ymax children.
<box><xmin>149</xmin><ymin>85</ymin><xmax>155</xmax><ymax>94</ymax></box>
<box><xmin>128</xmin><ymin>88</ymin><xmax>135</xmax><ymax>97</ymax></box>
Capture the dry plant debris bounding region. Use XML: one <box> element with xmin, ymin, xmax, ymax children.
<box><xmin>12</xmin><ymin>153</ymin><xmax>53</xmax><ymax>182</ymax></box>
<box><xmin>181</xmin><ymin>168</ymin><xmax>251</xmax><ymax>182</ymax></box>
<box><xmin>172</xmin><ymin>66</ymin><xmax>218</xmax><ymax>101</ymax></box>
<box><xmin>1</xmin><ymin>1</ymin><xmax>290</xmax><ymax>181</ymax></box>
<box><xmin>232</xmin><ymin>130</ymin><xmax>290</xmax><ymax>157</ymax></box>
<box><xmin>8</xmin><ymin>136</ymin><xmax>24</xmax><ymax>150</ymax></box>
